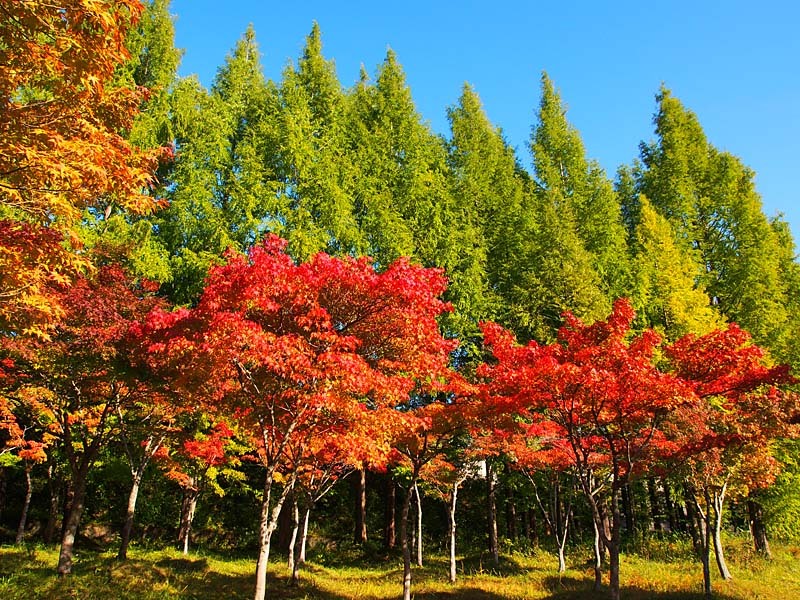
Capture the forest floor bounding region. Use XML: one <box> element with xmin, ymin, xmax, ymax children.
<box><xmin>1</xmin><ymin>536</ymin><xmax>798</xmax><ymax>599</ymax></box>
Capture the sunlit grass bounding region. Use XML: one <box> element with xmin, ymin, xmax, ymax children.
<box><xmin>1</xmin><ymin>540</ymin><xmax>797</xmax><ymax>599</ymax></box>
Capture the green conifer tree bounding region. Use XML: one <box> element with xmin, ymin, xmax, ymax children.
<box><xmin>531</xmin><ymin>74</ymin><xmax>630</xmax><ymax>302</ymax></box>
<box><xmin>630</xmin><ymin>196</ymin><xmax>721</xmax><ymax>338</ymax></box>
<box><xmin>522</xmin><ymin>74</ymin><xmax>612</xmax><ymax>339</ymax></box>
<box><xmin>276</xmin><ymin>23</ymin><xmax>362</xmax><ymax>259</ymax></box>
<box><xmin>155</xmin><ymin>26</ymin><xmax>280</xmax><ymax>303</ymax></box>
<box><xmin>446</xmin><ymin>84</ymin><xmax>532</xmax><ymax>338</ymax></box>
<box><xmin>639</xmin><ymin>88</ymin><xmax>793</xmax><ymax>350</ymax></box>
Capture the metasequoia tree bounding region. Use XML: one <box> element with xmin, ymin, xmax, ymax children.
<box><xmin>479</xmin><ymin>299</ymin><xmax>690</xmax><ymax>600</ymax></box>
<box><xmin>140</xmin><ymin>236</ymin><xmax>456</xmax><ymax>600</ymax></box>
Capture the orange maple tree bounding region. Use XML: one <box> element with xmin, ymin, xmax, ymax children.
<box><xmin>0</xmin><ymin>0</ymin><xmax>161</xmax><ymax>224</ymax></box>
<box><xmin>0</xmin><ymin>265</ymin><xmax>166</xmax><ymax>574</ymax></box>
<box><xmin>0</xmin><ymin>1</ymin><xmax>166</xmax><ymax>342</ymax></box>
<box><xmin>665</xmin><ymin>325</ymin><xmax>797</xmax><ymax>597</ymax></box>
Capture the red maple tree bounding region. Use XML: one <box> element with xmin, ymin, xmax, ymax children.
<box><xmin>666</xmin><ymin>325</ymin><xmax>797</xmax><ymax>597</ymax></box>
<box><xmin>140</xmin><ymin>236</ymin><xmax>457</xmax><ymax>600</ymax></box>
<box><xmin>479</xmin><ymin>299</ymin><xmax>691</xmax><ymax>600</ymax></box>
<box><xmin>0</xmin><ymin>265</ymin><xmax>166</xmax><ymax>574</ymax></box>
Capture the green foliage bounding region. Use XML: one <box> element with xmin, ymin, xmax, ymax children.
<box><xmin>638</xmin><ymin>87</ymin><xmax>795</xmax><ymax>351</ymax></box>
<box><xmin>521</xmin><ymin>73</ymin><xmax>627</xmax><ymax>339</ymax></box>
<box><xmin>275</xmin><ymin>23</ymin><xmax>362</xmax><ymax>260</ymax></box>
<box><xmin>445</xmin><ymin>84</ymin><xmax>530</xmax><ymax>342</ymax></box>
<box><xmin>760</xmin><ymin>440</ymin><xmax>800</xmax><ymax>542</ymax></box>
<box><xmin>629</xmin><ymin>196</ymin><xmax>722</xmax><ymax>338</ymax></box>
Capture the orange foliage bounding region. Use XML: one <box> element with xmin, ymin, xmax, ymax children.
<box><xmin>0</xmin><ymin>0</ymin><xmax>162</xmax><ymax>224</ymax></box>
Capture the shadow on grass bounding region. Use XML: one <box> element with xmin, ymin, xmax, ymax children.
<box><xmin>154</xmin><ymin>556</ymin><xmax>209</xmax><ymax>573</ymax></box>
<box><xmin>541</xmin><ymin>574</ymin><xmax>745</xmax><ymax>600</ymax></box>
<box><xmin>398</xmin><ymin>590</ymin><xmax>511</xmax><ymax>600</ymax></box>
<box><xmin>455</xmin><ymin>553</ymin><xmax>528</xmax><ymax>577</ymax></box>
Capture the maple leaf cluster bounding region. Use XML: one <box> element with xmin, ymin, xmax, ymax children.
<box><xmin>0</xmin><ymin>0</ymin><xmax>162</xmax><ymax>224</ymax></box>
<box><xmin>138</xmin><ymin>235</ymin><xmax>459</xmax><ymax>477</ymax></box>
<box><xmin>478</xmin><ymin>298</ymin><xmax>798</xmax><ymax>495</ymax></box>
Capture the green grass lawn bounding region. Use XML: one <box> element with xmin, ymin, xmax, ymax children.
<box><xmin>1</xmin><ymin>538</ymin><xmax>798</xmax><ymax>599</ymax></box>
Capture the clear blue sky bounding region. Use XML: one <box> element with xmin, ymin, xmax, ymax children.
<box><xmin>170</xmin><ymin>0</ymin><xmax>800</xmax><ymax>243</ymax></box>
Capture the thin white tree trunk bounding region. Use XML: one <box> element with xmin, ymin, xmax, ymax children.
<box><xmin>253</xmin><ymin>470</ymin><xmax>297</xmax><ymax>600</ymax></box>
<box><xmin>593</xmin><ymin>519</ymin><xmax>603</xmax><ymax>591</ymax></box>
<box><xmin>288</xmin><ymin>497</ymin><xmax>299</xmax><ymax>585</ymax></box>
<box><xmin>181</xmin><ymin>492</ymin><xmax>198</xmax><ymax>555</ymax></box>
<box><xmin>414</xmin><ymin>483</ymin><xmax>423</xmax><ymax>567</ymax></box>
<box><xmin>712</xmin><ymin>483</ymin><xmax>732</xmax><ymax>580</ymax></box>
<box><xmin>299</xmin><ymin>506</ymin><xmax>310</xmax><ymax>564</ymax></box>
<box><xmin>448</xmin><ymin>478</ymin><xmax>464</xmax><ymax>583</ymax></box>
<box><xmin>15</xmin><ymin>464</ymin><xmax>32</xmax><ymax>544</ymax></box>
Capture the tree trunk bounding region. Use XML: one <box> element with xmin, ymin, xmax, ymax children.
<box><xmin>647</xmin><ymin>477</ymin><xmax>660</xmax><ymax>532</ymax></box>
<box><xmin>664</xmin><ymin>481</ymin><xmax>678</xmax><ymax>533</ymax></box>
<box><xmin>622</xmin><ymin>483</ymin><xmax>635</xmax><ymax>534</ymax></box>
<box><xmin>60</xmin><ymin>481</ymin><xmax>74</xmax><ymax>540</ymax></box>
<box><xmin>118</xmin><ymin>468</ymin><xmax>145</xmax><ymax>560</ymax></box>
<box><xmin>43</xmin><ymin>463</ymin><xmax>60</xmax><ymax>544</ymax></box>
<box><xmin>253</xmin><ymin>470</ymin><xmax>296</xmax><ymax>600</ymax></box>
<box><xmin>448</xmin><ymin>479</ymin><xmax>461</xmax><ymax>583</ymax></box>
<box><xmin>557</xmin><ymin>539</ymin><xmax>567</xmax><ymax>574</ymax></box>
<box><xmin>697</xmin><ymin>492</ymin><xmax>713</xmax><ymax>600</ymax></box>
<box><xmin>299</xmin><ymin>506</ymin><xmax>311</xmax><ymax>564</ymax></box>
<box><xmin>15</xmin><ymin>463</ymin><xmax>33</xmax><ymax>544</ymax></box>
<box><xmin>57</xmin><ymin>475</ymin><xmax>88</xmax><ymax>575</ymax></box>
<box><xmin>747</xmin><ymin>499</ymin><xmax>772</xmax><ymax>559</ymax></box>
<box><xmin>384</xmin><ymin>476</ymin><xmax>396</xmax><ymax>549</ymax></box>
<box><xmin>414</xmin><ymin>483</ymin><xmax>423</xmax><ymax>567</ymax></box>
<box><xmin>288</xmin><ymin>496</ymin><xmax>299</xmax><ymax>585</ymax></box>
<box><xmin>178</xmin><ymin>486</ymin><xmax>199</xmax><ymax>555</ymax></box>
<box><xmin>353</xmin><ymin>467</ymin><xmax>367</xmax><ymax>544</ymax></box>
<box><xmin>400</xmin><ymin>472</ymin><xmax>418</xmax><ymax>600</ymax></box>
<box><xmin>608</xmin><ymin>490</ymin><xmax>622</xmax><ymax>600</ymax></box>
<box><xmin>0</xmin><ymin>467</ymin><xmax>6</xmax><ymax>521</ymax></box>
<box><xmin>504</xmin><ymin>481</ymin><xmax>516</xmax><ymax>540</ymax></box>
<box><xmin>556</xmin><ymin>507</ymin><xmax>570</xmax><ymax>574</ymax></box>
<box><xmin>527</xmin><ymin>508</ymin><xmax>538</xmax><ymax>545</ymax></box>
<box><xmin>711</xmin><ymin>484</ymin><xmax>731</xmax><ymax>580</ymax></box>
<box><xmin>487</xmin><ymin>461</ymin><xmax>499</xmax><ymax>566</ymax></box>
<box><xmin>684</xmin><ymin>487</ymin><xmax>702</xmax><ymax>556</ymax></box>
<box><xmin>593</xmin><ymin>519</ymin><xmax>603</xmax><ymax>592</ymax></box>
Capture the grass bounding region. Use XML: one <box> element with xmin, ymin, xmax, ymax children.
<box><xmin>0</xmin><ymin>538</ymin><xmax>798</xmax><ymax>599</ymax></box>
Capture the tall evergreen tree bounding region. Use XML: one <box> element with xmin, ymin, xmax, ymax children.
<box><xmin>445</xmin><ymin>84</ymin><xmax>530</xmax><ymax>338</ymax></box>
<box><xmin>346</xmin><ymin>50</ymin><xmax>455</xmax><ymax>269</ymax></box>
<box><xmin>639</xmin><ymin>88</ymin><xmax>793</xmax><ymax>350</ymax></box>
<box><xmin>345</xmin><ymin>63</ymin><xmax>416</xmax><ymax>265</ymax></box>
<box><xmin>522</xmin><ymin>74</ymin><xmax>611</xmax><ymax>339</ymax></box>
<box><xmin>153</xmin><ymin>26</ymin><xmax>280</xmax><ymax>303</ymax></box>
<box><xmin>639</xmin><ymin>87</ymin><xmax>709</xmax><ymax>250</ymax></box>
<box><xmin>770</xmin><ymin>216</ymin><xmax>800</xmax><ymax>367</ymax></box>
<box><xmin>276</xmin><ymin>23</ymin><xmax>362</xmax><ymax>259</ymax></box>
<box><xmin>629</xmin><ymin>196</ymin><xmax>721</xmax><ymax>338</ymax></box>
<box><xmin>531</xmin><ymin>74</ymin><xmax>630</xmax><ymax>303</ymax></box>
<box><xmin>345</xmin><ymin>50</ymin><xmax>483</xmax><ymax>342</ymax></box>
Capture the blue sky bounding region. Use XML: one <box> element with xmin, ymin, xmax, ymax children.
<box><xmin>170</xmin><ymin>0</ymin><xmax>800</xmax><ymax>243</ymax></box>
